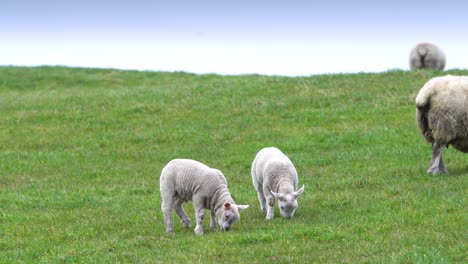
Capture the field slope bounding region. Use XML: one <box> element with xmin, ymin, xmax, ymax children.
<box><xmin>0</xmin><ymin>66</ymin><xmax>466</xmax><ymax>263</ymax></box>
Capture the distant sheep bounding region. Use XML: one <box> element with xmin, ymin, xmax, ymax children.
<box><xmin>415</xmin><ymin>75</ymin><xmax>468</xmax><ymax>174</ymax></box>
<box><xmin>160</xmin><ymin>159</ymin><xmax>249</xmax><ymax>235</ymax></box>
<box><xmin>409</xmin><ymin>42</ymin><xmax>446</xmax><ymax>70</ymax></box>
<box><xmin>251</xmin><ymin>147</ymin><xmax>304</xmax><ymax>220</ymax></box>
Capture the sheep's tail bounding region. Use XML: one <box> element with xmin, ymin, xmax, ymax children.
<box><xmin>416</xmin><ymin>44</ymin><xmax>429</xmax><ymax>57</ymax></box>
<box><xmin>415</xmin><ymin>82</ymin><xmax>436</xmax><ymax>142</ymax></box>
<box><xmin>416</xmin><ymin>105</ymin><xmax>433</xmax><ymax>142</ymax></box>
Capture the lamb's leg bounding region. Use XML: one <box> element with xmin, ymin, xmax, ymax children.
<box><xmin>161</xmin><ymin>194</ymin><xmax>174</xmax><ymax>233</ymax></box>
<box><xmin>210</xmin><ymin>210</ymin><xmax>217</xmax><ymax>229</ymax></box>
<box><xmin>428</xmin><ymin>142</ymin><xmax>446</xmax><ymax>174</ymax></box>
<box><xmin>258</xmin><ymin>193</ymin><xmax>267</xmax><ymax>213</ymax></box>
<box><xmin>256</xmin><ymin>184</ymin><xmax>267</xmax><ymax>213</ymax></box>
<box><xmin>264</xmin><ymin>187</ymin><xmax>275</xmax><ymax>220</ymax></box>
<box><xmin>193</xmin><ymin>199</ymin><xmax>205</xmax><ymax>235</ymax></box>
<box><xmin>173</xmin><ymin>198</ymin><xmax>191</xmax><ymax>228</ymax></box>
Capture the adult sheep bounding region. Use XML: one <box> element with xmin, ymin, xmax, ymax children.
<box><xmin>415</xmin><ymin>75</ymin><xmax>468</xmax><ymax>174</ymax></box>
<box><xmin>160</xmin><ymin>159</ymin><xmax>249</xmax><ymax>235</ymax></box>
<box><xmin>251</xmin><ymin>147</ymin><xmax>304</xmax><ymax>220</ymax></box>
<box><xmin>409</xmin><ymin>42</ymin><xmax>446</xmax><ymax>70</ymax></box>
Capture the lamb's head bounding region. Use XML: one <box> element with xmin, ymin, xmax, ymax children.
<box><xmin>216</xmin><ymin>202</ymin><xmax>249</xmax><ymax>231</ymax></box>
<box><xmin>271</xmin><ymin>185</ymin><xmax>305</xmax><ymax>219</ymax></box>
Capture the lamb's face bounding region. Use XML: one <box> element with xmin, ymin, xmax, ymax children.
<box><xmin>216</xmin><ymin>203</ymin><xmax>249</xmax><ymax>231</ymax></box>
<box><xmin>271</xmin><ymin>185</ymin><xmax>305</xmax><ymax>219</ymax></box>
<box><xmin>277</xmin><ymin>194</ymin><xmax>298</xmax><ymax>219</ymax></box>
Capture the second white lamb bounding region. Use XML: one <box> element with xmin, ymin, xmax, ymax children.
<box><xmin>251</xmin><ymin>147</ymin><xmax>305</xmax><ymax>220</ymax></box>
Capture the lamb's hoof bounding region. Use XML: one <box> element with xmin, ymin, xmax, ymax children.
<box><xmin>182</xmin><ymin>221</ymin><xmax>191</xmax><ymax>228</ymax></box>
<box><xmin>165</xmin><ymin>228</ymin><xmax>174</xmax><ymax>234</ymax></box>
<box><xmin>194</xmin><ymin>227</ymin><xmax>204</xmax><ymax>236</ymax></box>
<box><xmin>266</xmin><ymin>215</ymin><xmax>274</xmax><ymax>220</ymax></box>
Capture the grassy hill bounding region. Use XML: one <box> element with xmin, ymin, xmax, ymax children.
<box><xmin>0</xmin><ymin>66</ymin><xmax>466</xmax><ymax>263</ymax></box>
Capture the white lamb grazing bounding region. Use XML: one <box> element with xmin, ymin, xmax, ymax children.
<box><xmin>251</xmin><ymin>147</ymin><xmax>304</xmax><ymax>220</ymax></box>
<box><xmin>160</xmin><ymin>159</ymin><xmax>249</xmax><ymax>235</ymax></box>
<box><xmin>415</xmin><ymin>75</ymin><xmax>468</xmax><ymax>174</ymax></box>
<box><xmin>409</xmin><ymin>42</ymin><xmax>446</xmax><ymax>70</ymax></box>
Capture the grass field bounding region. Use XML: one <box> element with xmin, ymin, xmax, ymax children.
<box><xmin>0</xmin><ymin>66</ymin><xmax>466</xmax><ymax>263</ymax></box>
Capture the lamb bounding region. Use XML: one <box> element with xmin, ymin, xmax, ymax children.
<box><xmin>415</xmin><ymin>75</ymin><xmax>468</xmax><ymax>174</ymax></box>
<box><xmin>409</xmin><ymin>42</ymin><xmax>446</xmax><ymax>70</ymax></box>
<box><xmin>159</xmin><ymin>159</ymin><xmax>249</xmax><ymax>235</ymax></box>
<box><xmin>251</xmin><ymin>147</ymin><xmax>304</xmax><ymax>220</ymax></box>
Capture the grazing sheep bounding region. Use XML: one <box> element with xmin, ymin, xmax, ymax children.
<box><xmin>251</xmin><ymin>147</ymin><xmax>304</xmax><ymax>220</ymax></box>
<box><xmin>409</xmin><ymin>42</ymin><xmax>446</xmax><ymax>70</ymax></box>
<box><xmin>415</xmin><ymin>75</ymin><xmax>468</xmax><ymax>174</ymax></box>
<box><xmin>160</xmin><ymin>159</ymin><xmax>249</xmax><ymax>235</ymax></box>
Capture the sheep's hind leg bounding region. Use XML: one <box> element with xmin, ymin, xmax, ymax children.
<box><xmin>427</xmin><ymin>142</ymin><xmax>446</xmax><ymax>175</ymax></box>
<box><xmin>438</xmin><ymin>155</ymin><xmax>448</xmax><ymax>174</ymax></box>
<box><xmin>173</xmin><ymin>198</ymin><xmax>191</xmax><ymax>228</ymax></box>
<box><xmin>161</xmin><ymin>194</ymin><xmax>175</xmax><ymax>233</ymax></box>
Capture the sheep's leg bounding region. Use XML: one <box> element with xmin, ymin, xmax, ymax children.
<box><xmin>428</xmin><ymin>142</ymin><xmax>446</xmax><ymax>174</ymax></box>
<box><xmin>438</xmin><ymin>155</ymin><xmax>448</xmax><ymax>174</ymax></box>
<box><xmin>210</xmin><ymin>210</ymin><xmax>217</xmax><ymax>229</ymax></box>
<box><xmin>258</xmin><ymin>193</ymin><xmax>267</xmax><ymax>213</ymax></box>
<box><xmin>193</xmin><ymin>199</ymin><xmax>205</xmax><ymax>235</ymax></box>
<box><xmin>173</xmin><ymin>198</ymin><xmax>191</xmax><ymax>228</ymax></box>
<box><xmin>256</xmin><ymin>184</ymin><xmax>267</xmax><ymax>213</ymax></box>
<box><xmin>264</xmin><ymin>188</ymin><xmax>275</xmax><ymax>220</ymax></box>
<box><xmin>161</xmin><ymin>194</ymin><xmax>175</xmax><ymax>233</ymax></box>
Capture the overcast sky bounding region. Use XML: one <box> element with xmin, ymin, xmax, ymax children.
<box><xmin>1</xmin><ymin>0</ymin><xmax>467</xmax><ymax>76</ymax></box>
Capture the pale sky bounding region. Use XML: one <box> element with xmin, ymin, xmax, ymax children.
<box><xmin>1</xmin><ymin>0</ymin><xmax>467</xmax><ymax>76</ymax></box>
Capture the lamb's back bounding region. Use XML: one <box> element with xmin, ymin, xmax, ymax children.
<box><xmin>160</xmin><ymin>159</ymin><xmax>224</xmax><ymax>200</ymax></box>
<box><xmin>252</xmin><ymin>147</ymin><xmax>297</xmax><ymax>186</ymax></box>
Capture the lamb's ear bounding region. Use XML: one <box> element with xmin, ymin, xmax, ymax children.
<box><xmin>271</xmin><ymin>191</ymin><xmax>284</xmax><ymax>200</ymax></box>
<box><xmin>236</xmin><ymin>205</ymin><xmax>249</xmax><ymax>211</ymax></box>
<box><xmin>294</xmin><ymin>185</ymin><xmax>305</xmax><ymax>198</ymax></box>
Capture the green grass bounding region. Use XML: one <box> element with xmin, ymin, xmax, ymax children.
<box><xmin>0</xmin><ymin>66</ymin><xmax>466</xmax><ymax>263</ymax></box>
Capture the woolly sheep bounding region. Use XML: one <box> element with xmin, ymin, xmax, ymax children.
<box><xmin>251</xmin><ymin>147</ymin><xmax>304</xmax><ymax>220</ymax></box>
<box><xmin>415</xmin><ymin>75</ymin><xmax>468</xmax><ymax>174</ymax></box>
<box><xmin>409</xmin><ymin>42</ymin><xmax>446</xmax><ymax>70</ymax></box>
<box><xmin>160</xmin><ymin>159</ymin><xmax>249</xmax><ymax>235</ymax></box>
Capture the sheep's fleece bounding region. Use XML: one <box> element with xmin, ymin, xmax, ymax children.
<box><xmin>409</xmin><ymin>42</ymin><xmax>446</xmax><ymax>70</ymax></box>
<box><xmin>415</xmin><ymin>75</ymin><xmax>468</xmax><ymax>174</ymax></box>
<box><xmin>160</xmin><ymin>159</ymin><xmax>248</xmax><ymax>235</ymax></box>
<box><xmin>251</xmin><ymin>147</ymin><xmax>304</xmax><ymax>220</ymax></box>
